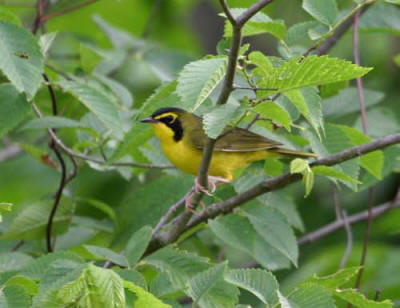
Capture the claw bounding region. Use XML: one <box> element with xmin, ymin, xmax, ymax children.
<box><xmin>194</xmin><ymin>177</ymin><xmax>213</xmax><ymax>196</ymax></box>
<box><xmin>185</xmin><ymin>191</ymin><xmax>197</xmax><ymax>213</ymax></box>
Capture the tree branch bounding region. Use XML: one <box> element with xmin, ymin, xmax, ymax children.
<box><xmin>298</xmin><ymin>192</ymin><xmax>400</xmax><ymax>246</ymax></box>
<box><xmin>148</xmin><ymin>133</ymin><xmax>400</xmax><ymax>252</ymax></box>
<box><xmin>40</xmin><ymin>0</ymin><xmax>100</xmax><ymax>23</ymax></box>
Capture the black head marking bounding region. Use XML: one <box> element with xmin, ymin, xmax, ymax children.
<box><xmin>151</xmin><ymin>107</ymin><xmax>185</xmax><ymax>142</ymax></box>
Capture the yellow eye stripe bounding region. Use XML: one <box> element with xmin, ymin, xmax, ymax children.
<box><xmin>154</xmin><ymin>112</ymin><xmax>178</xmax><ymax>122</ymax></box>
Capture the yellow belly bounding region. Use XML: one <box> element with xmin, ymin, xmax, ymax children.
<box><xmin>160</xmin><ymin>139</ymin><xmax>268</xmax><ymax>181</ymax></box>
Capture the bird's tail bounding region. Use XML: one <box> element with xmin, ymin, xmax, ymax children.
<box><xmin>274</xmin><ymin>148</ymin><xmax>318</xmax><ymax>159</ymax></box>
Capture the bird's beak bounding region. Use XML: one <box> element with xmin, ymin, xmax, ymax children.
<box><xmin>140</xmin><ymin>117</ymin><xmax>157</xmax><ymax>124</ymax></box>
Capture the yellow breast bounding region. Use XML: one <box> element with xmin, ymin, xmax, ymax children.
<box><xmin>152</xmin><ymin>123</ymin><xmax>269</xmax><ymax>181</ymax></box>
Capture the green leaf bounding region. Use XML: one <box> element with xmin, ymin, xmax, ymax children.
<box><xmin>303</xmin><ymin>169</ymin><xmax>314</xmax><ymax>197</ymax></box>
<box><xmin>123</xmin><ymin>280</ymin><xmax>171</xmax><ymax>308</ymax></box>
<box><xmin>339</xmin><ymin>125</ymin><xmax>384</xmax><ymax>179</ymax></box>
<box><xmin>278</xmin><ymin>291</ymin><xmax>300</xmax><ymax>308</ymax></box>
<box><xmin>80</xmin><ymin>43</ymin><xmax>102</xmax><ymax>74</ymax></box>
<box><xmin>1</xmin><ymin>200</ymin><xmax>74</xmax><ymax>240</ymax></box>
<box><xmin>95</xmin><ymin>73</ymin><xmax>133</xmax><ymax>107</ymax></box>
<box><xmin>0</xmin><ymin>7</ymin><xmax>21</xmax><ymax>26</ymax></box>
<box><xmin>242</xmin><ymin>203</ymin><xmax>298</xmax><ymax>267</ymax></box>
<box><xmin>334</xmin><ymin>289</ymin><xmax>393</xmax><ymax>308</ymax></box>
<box><xmin>209</xmin><ymin>214</ymin><xmax>291</xmax><ymax>270</ymax></box>
<box><xmin>84</xmin><ymin>245</ymin><xmax>129</xmax><ymax>267</ymax></box>
<box><xmin>57</xmin><ymin>264</ymin><xmax>125</xmax><ymax>308</ymax></box>
<box><xmin>323</xmin><ymin>87</ymin><xmax>384</xmax><ymax>118</ymax></box>
<box><xmin>187</xmin><ymin>262</ymin><xmax>227</xmax><ymax>305</ymax></box>
<box><xmin>224</xmin><ymin>268</ymin><xmax>278</xmax><ymax>305</ymax></box>
<box><xmin>22</xmin><ymin>251</ymin><xmax>83</xmax><ymax>280</ymax></box>
<box><xmin>124</xmin><ymin>225</ymin><xmax>153</xmax><ymax>266</ymax></box>
<box><xmin>39</xmin><ymin>32</ymin><xmax>57</xmax><ymax>58</ymax></box>
<box><xmin>78</xmin><ymin>198</ymin><xmax>118</xmax><ymax>226</ymax></box>
<box><xmin>222</xmin><ymin>8</ymin><xmax>286</xmax><ymax>39</ymax></box>
<box><xmin>250</xmin><ymin>53</ymin><xmax>372</xmax><ymax>93</ymax></box>
<box><xmin>289</xmin><ymin>283</ymin><xmax>336</xmax><ymax>308</ymax></box>
<box><xmin>312</xmin><ymin>166</ymin><xmax>361</xmax><ymax>184</ymax></box>
<box><xmin>285</xmin><ymin>21</ymin><xmax>318</xmax><ymax>46</ymax></box>
<box><xmin>360</xmin><ymin>3</ymin><xmax>400</xmax><ymax>35</ymax></box>
<box><xmin>254</xmin><ymin>101</ymin><xmax>291</xmax><ymax>131</ymax></box>
<box><xmin>0</xmin><ymin>21</ymin><xmax>44</xmax><ymax>99</ymax></box>
<box><xmin>0</xmin><ymin>252</ymin><xmax>33</xmax><ymax>272</ymax></box>
<box><xmin>0</xmin><ymin>202</ymin><xmax>12</xmax><ymax>222</ymax></box>
<box><xmin>143</xmin><ymin>246</ymin><xmax>210</xmax><ymax>289</ymax></box>
<box><xmin>0</xmin><ymin>285</ymin><xmax>31</xmax><ymax>308</ymax></box>
<box><xmin>21</xmin><ymin>116</ymin><xmax>86</xmax><ymax>130</ymax></box>
<box><xmin>176</xmin><ymin>57</ymin><xmax>227</xmax><ymax>111</ymax></box>
<box><xmin>302</xmin><ymin>0</ymin><xmax>338</xmax><ymax>25</ymax></box>
<box><xmin>5</xmin><ymin>275</ymin><xmax>38</xmax><ymax>295</ymax></box>
<box><xmin>0</xmin><ymin>84</ymin><xmax>30</xmax><ymax>138</ymax></box>
<box><xmin>58</xmin><ymin>79</ymin><xmax>123</xmax><ymax>140</ymax></box>
<box><xmin>305</xmin><ymin>266</ymin><xmax>361</xmax><ymax>289</ymax></box>
<box><xmin>290</xmin><ymin>158</ymin><xmax>310</xmax><ymax>174</ymax></box>
<box><xmin>117</xmin><ymin>269</ymin><xmax>147</xmax><ymax>290</ymax></box>
<box><xmin>203</xmin><ymin>98</ymin><xmax>239</xmax><ymax>138</ymax></box>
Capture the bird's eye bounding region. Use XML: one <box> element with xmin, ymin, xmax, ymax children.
<box><xmin>164</xmin><ymin>115</ymin><xmax>174</xmax><ymax>123</ymax></box>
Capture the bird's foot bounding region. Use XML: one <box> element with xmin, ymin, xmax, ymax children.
<box><xmin>194</xmin><ymin>177</ymin><xmax>213</xmax><ymax>196</ymax></box>
<box><xmin>185</xmin><ymin>190</ymin><xmax>206</xmax><ymax>213</ymax></box>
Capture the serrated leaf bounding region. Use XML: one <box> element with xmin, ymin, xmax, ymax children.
<box><xmin>224</xmin><ymin>268</ymin><xmax>278</xmax><ymax>305</ymax></box>
<box><xmin>144</xmin><ymin>246</ymin><xmax>210</xmax><ymax>289</ymax></box>
<box><xmin>289</xmin><ymin>283</ymin><xmax>336</xmax><ymax>308</ymax></box>
<box><xmin>0</xmin><ymin>285</ymin><xmax>31</xmax><ymax>308</ymax></box>
<box><xmin>312</xmin><ymin>166</ymin><xmax>361</xmax><ymax>184</ymax></box>
<box><xmin>176</xmin><ymin>57</ymin><xmax>227</xmax><ymax>111</ymax></box>
<box><xmin>21</xmin><ymin>116</ymin><xmax>86</xmax><ymax>130</ymax></box>
<box><xmin>58</xmin><ymin>79</ymin><xmax>123</xmax><ymax>140</ymax></box>
<box><xmin>203</xmin><ymin>98</ymin><xmax>239</xmax><ymax>138</ymax></box>
<box><xmin>124</xmin><ymin>225</ymin><xmax>153</xmax><ymax>266</ymax></box>
<box><xmin>124</xmin><ymin>280</ymin><xmax>171</xmax><ymax>308</ymax></box>
<box><xmin>0</xmin><ymin>21</ymin><xmax>44</xmax><ymax>99</ymax></box>
<box><xmin>254</xmin><ymin>101</ymin><xmax>291</xmax><ymax>131</ymax></box>
<box><xmin>334</xmin><ymin>289</ymin><xmax>393</xmax><ymax>308</ymax></box>
<box><xmin>0</xmin><ymin>83</ymin><xmax>30</xmax><ymax>138</ymax></box>
<box><xmin>251</xmin><ymin>54</ymin><xmax>371</xmax><ymax>93</ymax></box>
<box><xmin>209</xmin><ymin>214</ymin><xmax>291</xmax><ymax>270</ymax></box>
<box><xmin>278</xmin><ymin>291</ymin><xmax>300</xmax><ymax>308</ymax></box>
<box><xmin>118</xmin><ymin>269</ymin><xmax>147</xmax><ymax>290</ymax></box>
<box><xmin>222</xmin><ymin>8</ymin><xmax>286</xmax><ymax>39</ymax></box>
<box><xmin>188</xmin><ymin>262</ymin><xmax>227</xmax><ymax>305</ymax></box>
<box><xmin>78</xmin><ymin>198</ymin><xmax>118</xmax><ymax>226</ymax></box>
<box><xmin>84</xmin><ymin>245</ymin><xmax>129</xmax><ymax>267</ymax></box>
<box><xmin>302</xmin><ymin>0</ymin><xmax>338</xmax><ymax>25</ymax></box>
<box><xmin>242</xmin><ymin>204</ymin><xmax>298</xmax><ymax>267</ymax></box>
<box><xmin>1</xmin><ymin>200</ymin><xmax>74</xmax><ymax>240</ymax></box>
<box><xmin>303</xmin><ymin>169</ymin><xmax>314</xmax><ymax>197</ymax></box>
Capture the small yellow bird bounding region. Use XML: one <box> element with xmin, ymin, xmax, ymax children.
<box><xmin>141</xmin><ymin>107</ymin><xmax>316</xmax><ymax>195</ymax></box>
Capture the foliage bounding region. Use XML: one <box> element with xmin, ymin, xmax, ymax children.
<box><xmin>0</xmin><ymin>0</ymin><xmax>399</xmax><ymax>307</ymax></box>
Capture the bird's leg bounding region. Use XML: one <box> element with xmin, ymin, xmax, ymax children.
<box><xmin>194</xmin><ymin>177</ymin><xmax>213</xmax><ymax>196</ymax></box>
<box><xmin>185</xmin><ymin>190</ymin><xmax>206</xmax><ymax>213</ymax></box>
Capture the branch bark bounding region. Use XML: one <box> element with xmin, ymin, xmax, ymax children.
<box><xmin>149</xmin><ymin>133</ymin><xmax>400</xmax><ymax>252</ymax></box>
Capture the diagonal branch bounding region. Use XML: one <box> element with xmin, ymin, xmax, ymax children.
<box><xmin>149</xmin><ymin>133</ymin><xmax>400</xmax><ymax>251</ymax></box>
<box><xmin>40</xmin><ymin>0</ymin><xmax>100</xmax><ymax>23</ymax></box>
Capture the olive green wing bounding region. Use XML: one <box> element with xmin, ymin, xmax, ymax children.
<box><xmin>189</xmin><ymin>125</ymin><xmax>282</xmax><ymax>152</ymax></box>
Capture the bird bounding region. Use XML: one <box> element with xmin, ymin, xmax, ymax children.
<box><xmin>141</xmin><ymin>107</ymin><xmax>316</xmax><ymax>210</ymax></box>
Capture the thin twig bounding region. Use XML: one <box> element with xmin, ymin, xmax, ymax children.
<box><xmin>11</xmin><ymin>240</ymin><xmax>25</xmax><ymax>251</ymax></box>
<box><xmin>31</xmin><ymin>103</ymin><xmax>172</xmax><ymax>169</ymax></box>
<box><xmin>152</xmin><ymin>188</ymin><xmax>194</xmax><ymax>236</ymax></box>
<box><xmin>0</xmin><ymin>0</ymin><xmax>35</xmax><ymax>7</ymax></box>
<box><xmin>142</xmin><ymin>0</ymin><xmax>163</xmax><ymax>38</ymax></box>
<box><xmin>149</xmin><ymin>134</ymin><xmax>400</xmax><ymax>251</ymax></box>
<box><xmin>352</xmin><ymin>9</ymin><xmax>375</xmax><ymax>296</ymax></box>
<box><xmin>299</xmin><ymin>191</ymin><xmax>400</xmax><ymax>246</ymax></box>
<box><xmin>40</xmin><ymin>0</ymin><xmax>100</xmax><ymax>23</ymax></box>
